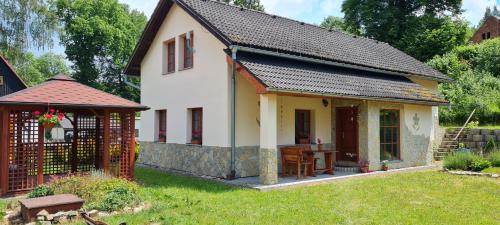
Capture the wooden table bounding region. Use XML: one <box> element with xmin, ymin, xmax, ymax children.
<box><xmin>303</xmin><ymin>150</ymin><xmax>335</xmax><ymax>176</ymax></box>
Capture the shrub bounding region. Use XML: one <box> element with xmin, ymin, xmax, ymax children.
<box><xmin>469</xmin><ymin>158</ymin><xmax>491</xmax><ymax>172</ymax></box>
<box><xmin>96</xmin><ymin>187</ymin><xmax>140</xmax><ymax>212</ymax></box>
<box><xmin>443</xmin><ymin>152</ymin><xmax>478</xmax><ymax>171</ymax></box>
<box><xmin>27</xmin><ymin>185</ymin><xmax>54</xmax><ymax>198</ymax></box>
<box><xmin>48</xmin><ymin>174</ymin><xmax>140</xmax><ymax>211</ymax></box>
<box><xmin>484</xmin><ymin>139</ymin><xmax>497</xmax><ymax>154</ymax></box>
<box><xmin>487</xmin><ymin>151</ymin><xmax>500</xmax><ymax>167</ymax></box>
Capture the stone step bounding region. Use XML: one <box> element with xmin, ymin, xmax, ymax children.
<box><xmin>334</xmin><ymin>166</ymin><xmax>360</xmax><ymax>173</ymax></box>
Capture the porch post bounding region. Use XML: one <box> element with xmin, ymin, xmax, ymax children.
<box><xmin>71</xmin><ymin>112</ymin><xmax>78</xmax><ymax>172</ymax></box>
<box><xmin>129</xmin><ymin>112</ymin><xmax>136</xmax><ymax>179</ymax></box>
<box><xmin>259</xmin><ymin>93</ymin><xmax>278</xmax><ymax>185</ymax></box>
<box><xmin>0</xmin><ymin>110</ymin><xmax>9</xmax><ymax>196</ymax></box>
<box><xmin>103</xmin><ymin>110</ymin><xmax>110</xmax><ymax>175</ymax></box>
<box><xmin>37</xmin><ymin>122</ymin><xmax>44</xmax><ymax>185</ymax></box>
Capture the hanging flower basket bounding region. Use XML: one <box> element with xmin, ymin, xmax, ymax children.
<box><xmin>32</xmin><ymin>109</ymin><xmax>64</xmax><ymax>130</ymax></box>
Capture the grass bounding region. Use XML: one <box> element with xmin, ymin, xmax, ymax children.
<box><xmin>3</xmin><ymin>168</ymin><xmax>499</xmax><ymax>225</ymax></box>
<box><xmin>482</xmin><ymin>167</ymin><xmax>500</xmax><ymax>174</ymax></box>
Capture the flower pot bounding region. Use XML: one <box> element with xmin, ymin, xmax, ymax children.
<box><xmin>382</xmin><ymin>165</ymin><xmax>389</xmax><ymax>171</ymax></box>
<box><xmin>191</xmin><ymin>139</ymin><xmax>202</xmax><ymax>145</ymax></box>
<box><xmin>43</xmin><ymin>123</ymin><xmax>55</xmax><ymax>129</ymax></box>
<box><xmin>360</xmin><ymin>166</ymin><xmax>369</xmax><ymax>173</ymax></box>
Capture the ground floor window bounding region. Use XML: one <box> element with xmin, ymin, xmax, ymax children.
<box><xmin>295</xmin><ymin>110</ymin><xmax>311</xmax><ymax>144</ymax></box>
<box><xmin>190</xmin><ymin>108</ymin><xmax>202</xmax><ymax>145</ymax></box>
<box><xmin>380</xmin><ymin>109</ymin><xmax>400</xmax><ymax>160</ymax></box>
<box><xmin>157</xmin><ymin>110</ymin><xmax>166</xmax><ymax>142</ymax></box>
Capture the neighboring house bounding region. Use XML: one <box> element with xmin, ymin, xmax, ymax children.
<box><xmin>0</xmin><ymin>54</ymin><xmax>28</xmax><ymax>96</ymax></box>
<box><xmin>471</xmin><ymin>16</ymin><xmax>500</xmax><ymax>43</ymax></box>
<box><xmin>125</xmin><ymin>0</ymin><xmax>450</xmax><ymax>184</ymax></box>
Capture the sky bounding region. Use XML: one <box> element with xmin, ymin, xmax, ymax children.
<box><xmin>37</xmin><ymin>0</ymin><xmax>500</xmax><ymax>56</ymax></box>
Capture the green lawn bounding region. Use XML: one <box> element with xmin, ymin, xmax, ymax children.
<box><xmin>482</xmin><ymin>167</ymin><xmax>500</xmax><ymax>174</ymax></box>
<box><xmin>2</xmin><ymin>168</ymin><xmax>499</xmax><ymax>225</ymax></box>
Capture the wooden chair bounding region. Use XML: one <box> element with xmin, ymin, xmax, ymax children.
<box><xmin>280</xmin><ymin>146</ymin><xmax>311</xmax><ymax>179</ymax></box>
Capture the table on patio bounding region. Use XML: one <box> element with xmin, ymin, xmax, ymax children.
<box><xmin>302</xmin><ymin>150</ymin><xmax>335</xmax><ymax>176</ymax></box>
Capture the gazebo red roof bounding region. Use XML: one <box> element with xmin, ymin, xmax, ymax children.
<box><xmin>0</xmin><ymin>74</ymin><xmax>148</xmax><ymax>110</ymax></box>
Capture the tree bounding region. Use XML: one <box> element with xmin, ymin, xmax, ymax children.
<box><xmin>478</xmin><ymin>5</ymin><xmax>500</xmax><ymax>26</ymax></box>
<box><xmin>10</xmin><ymin>52</ymin><xmax>70</xmax><ymax>87</ymax></box>
<box><xmin>320</xmin><ymin>16</ymin><xmax>350</xmax><ymax>33</ymax></box>
<box><xmin>52</xmin><ymin>0</ymin><xmax>147</xmax><ymax>101</ymax></box>
<box><xmin>342</xmin><ymin>0</ymin><xmax>468</xmax><ymax>61</ymax></box>
<box><xmin>219</xmin><ymin>0</ymin><xmax>264</xmax><ymax>11</ymax></box>
<box><xmin>427</xmin><ymin>38</ymin><xmax>500</xmax><ymax>125</ymax></box>
<box><xmin>0</xmin><ymin>0</ymin><xmax>58</xmax><ymax>64</ymax></box>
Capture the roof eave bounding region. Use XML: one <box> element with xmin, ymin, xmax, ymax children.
<box><xmin>0</xmin><ymin>101</ymin><xmax>150</xmax><ymax>111</ymax></box>
<box><xmin>266</xmin><ymin>88</ymin><xmax>449</xmax><ymax>106</ymax></box>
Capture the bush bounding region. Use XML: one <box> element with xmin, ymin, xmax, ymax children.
<box><xmin>487</xmin><ymin>151</ymin><xmax>500</xmax><ymax>167</ymax></box>
<box><xmin>470</xmin><ymin>158</ymin><xmax>491</xmax><ymax>172</ymax></box>
<box><xmin>48</xmin><ymin>174</ymin><xmax>140</xmax><ymax>211</ymax></box>
<box><xmin>443</xmin><ymin>152</ymin><xmax>478</xmax><ymax>171</ymax></box>
<box><xmin>27</xmin><ymin>185</ymin><xmax>54</xmax><ymax>198</ymax></box>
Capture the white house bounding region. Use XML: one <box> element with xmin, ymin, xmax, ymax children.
<box><xmin>125</xmin><ymin>0</ymin><xmax>449</xmax><ymax>184</ymax></box>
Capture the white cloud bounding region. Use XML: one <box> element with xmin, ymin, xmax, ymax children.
<box><xmin>260</xmin><ymin>0</ymin><xmax>318</xmax><ymax>18</ymax></box>
<box><xmin>320</xmin><ymin>0</ymin><xmax>342</xmax><ymax>15</ymax></box>
<box><xmin>461</xmin><ymin>0</ymin><xmax>496</xmax><ymax>26</ymax></box>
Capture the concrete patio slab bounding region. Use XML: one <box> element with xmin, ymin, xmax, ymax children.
<box><xmin>225</xmin><ymin>165</ymin><xmax>437</xmax><ymax>191</ymax></box>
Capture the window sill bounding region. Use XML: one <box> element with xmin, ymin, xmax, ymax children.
<box><xmin>162</xmin><ymin>71</ymin><xmax>175</xmax><ymax>75</ymax></box>
<box><xmin>179</xmin><ymin>66</ymin><xmax>193</xmax><ymax>71</ymax></box>
<box><xmin>155</xmin><ymin>141</ymin><xmax>167</xmax><ymax>144</ymax></box>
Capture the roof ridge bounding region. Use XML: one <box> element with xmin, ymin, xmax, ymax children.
<box><xmin>199</xmin><ymin>0</ymin><xmax>384</xmax><ymax>44</ymax></box>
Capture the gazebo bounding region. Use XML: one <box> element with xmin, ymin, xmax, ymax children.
<box><xmin>0</xmin><ymin>74</ymin><xmax>148</xmax><ymax>196</ymax></box>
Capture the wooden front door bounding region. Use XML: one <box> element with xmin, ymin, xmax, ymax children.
<box><xmin>336</xmin><ymin>107</ymin><xmax>359</xmax><ymax>162</ymax></box>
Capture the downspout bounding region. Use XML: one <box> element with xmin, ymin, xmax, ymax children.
<box><xmin>229</xmin><ymin>46</ymin><xmax>238</xmax><ymax>179</ymax></box>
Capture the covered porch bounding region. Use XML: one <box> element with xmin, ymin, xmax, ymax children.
<box><xmin>231</xmin><ymin>51</ymin><xmax>447</xmax><ymax>185</ymax></box>
<box><xmin>0</xmin><ymin>74</ymin><xmax>148</xmax><ymax>196</ymax></box>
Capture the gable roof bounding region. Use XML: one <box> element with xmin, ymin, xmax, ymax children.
<box><xmin>0</xmin><ymin>74</ymin><xmax>148</xmax><ymax>110</ymax></box>
<box><xmin>237</xmin><ymin>52</ymin><xmax>447</xmax><ymax>105</ymax></box>
<box><xmin>0</xmin><ymin>54</ymin><xmax>28</xmax><ymax>88</ymax></box>
<box><xmin>125</xmin><ymin>0</ymin><xmax>450</xmax><ymax>82</ymax></box>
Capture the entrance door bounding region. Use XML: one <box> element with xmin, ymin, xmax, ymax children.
<box><xmin>336</xmin><ymin>107</ymin><xmax>359</xmax><ymax>162</ymax></box>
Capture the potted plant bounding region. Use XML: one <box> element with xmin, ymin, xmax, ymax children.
<box><xmin>33</xmin><ymin>109</ymin><xmax>64</xmax><ymax>130</ymax></box>
<box><xmin>191</xmin><ymin>131</ymin><xmax>202</xmax><ymax>145</ymax></box>
<box><xmin>317</xmin><ymin>138</ymin><xmax>323</xmax><ymax>151</ymax></box>
<box><xmin>381</xmin><ymin>160</ymin><xmax>389</xmax><ymax>171</ymax></box>
<box><xmin>158</xmin><ymin>133</ymin><xmax>166</xmax><ymax>143</ymax></box>
<box><xmin>358</xmin><ymin>160</ymin><xmax>370</xmax><ymax>173</ymax></box>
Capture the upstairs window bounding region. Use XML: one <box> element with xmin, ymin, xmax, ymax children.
<box><xmin>156</xmin><ymin>110</ymin><xmax>166</xmax><ymax>142</ymax></box>
<box><xmin>486</xmin><ymin>32</ymin><xmax>491</xmax><ymax>39</ymax></box>
<box><xmin>180</xmin><ymin>31</ymin><xmax>194</xmax><ymax>69</ymax></box>
<box><xmin>163</xmin><ymin>39</ymin><xmax>175</xmax><ymax>74</ymax></box>
<box><xmin>380</xmin><ymin>110</ymin><xmax>400</xmax><ymax>160</ymax></box>
<box><xmin>482</xmin><ymin>33</ymin><xmax>486</xmax><ymax>40</ymax></box>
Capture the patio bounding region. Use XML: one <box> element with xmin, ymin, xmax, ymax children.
<box><xmin>225</xmin><ymin>165</ymin><xmax>436</xmax><ymax>191</ymax></box>
<box><xmin>0</xmin><ymin>74</ymin><xmax>148</xmax><ymax>196</ymax></box>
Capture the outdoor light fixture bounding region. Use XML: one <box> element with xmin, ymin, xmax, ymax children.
<box><xmin>322</xmin><ymin>99</ymin><xmax>329</xmax><ymax>107</ymax></box>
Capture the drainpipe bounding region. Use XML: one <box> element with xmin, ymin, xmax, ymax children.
<box><xmin>229</xmin><ymin>46</ymin><xmax>238</xmax><ymax>179</ymax></box>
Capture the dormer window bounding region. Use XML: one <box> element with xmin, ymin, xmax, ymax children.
<box><xmin>180</xmin><ymin>31</ymin><xmax>194</xmax><ymax>69</ymax></box>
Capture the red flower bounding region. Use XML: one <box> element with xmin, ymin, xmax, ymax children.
<box><xmin>49</xmin><ymin>109</ymin><xmax>55</xmax><ymax>113</ymax></box>
<box><xmin>46</xmin><ymin>114</ymin><xmax>52</xmax><ymax>119</ymax></box>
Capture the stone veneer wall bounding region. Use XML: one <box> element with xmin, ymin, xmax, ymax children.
<box><xmin>461</xmin><ymin>129</ymin><xmax>500</xmax><ymax>151</ymax></box>
<box><xmin>138</xmin><ymin>142</ymin><xmax>259</xmax><ymax>178</ymax></box>
<box><xmin>138</xmin><ymin>142</ymin><xmax>333</xmax><ymax>179</ymax></box>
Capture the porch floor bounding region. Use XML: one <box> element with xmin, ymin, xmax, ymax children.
<box><xmin>225</xmin><ymin>165</ymin><xmax>436</xmax><ymax>191</ymax></box>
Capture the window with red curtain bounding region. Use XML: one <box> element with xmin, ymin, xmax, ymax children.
<box><xmin>166</xmin><ymin>41</ymin><xmax>175</xmax><ymax>73</ymax></box>
<box><xmin>295</xmin><ymin>110</ymin><xmax>311</xmax><ymax>144</ymax></box>
<box><xmin>157</xmin><ymin>110</ymin><xmax>166</xmax><ymax>142</ymax></box>
<box><xmin>191</xmin><ymin>108</ymin><xmax>202</xmax><ymax>144</ymax></box>
<box><xmin>183</xmin><ymin>32</ymin><xmax>194</xmax><ymax>69</ymax></box>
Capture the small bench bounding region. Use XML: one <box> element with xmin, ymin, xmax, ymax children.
<box><xmin>19</xmin><ymin>194</ymin><xmax>84</xmax><ymax>222</ymax></box>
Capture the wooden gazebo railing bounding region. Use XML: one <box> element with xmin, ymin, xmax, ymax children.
<box><xmin>0</xmin><ymin>74</ymin><xmax>148</xmax><ymax>196</ymax></box>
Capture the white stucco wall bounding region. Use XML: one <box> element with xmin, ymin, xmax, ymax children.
<box><xmin>140</xmin><ymin>4</ymin><xmax>230</xmax><ymax>147</ymax></box>
<box><xmin>235</xmin><ymin>76</ymin><xmax>332</xmax><ymax>147</ymax></box>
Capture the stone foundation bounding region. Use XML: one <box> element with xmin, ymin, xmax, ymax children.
<box><xmin>138</xmin><ymin>142</ymin><xmax>259</xmax><ymax>178</ymax></box>
<box><xmin>461</xmin><ymin>129</ymin><xmax>500</xmax><ymax>152</ymax></box>
<box><xmin>259</xmin><ymin>148</ymin><xmax>278</xmax><ymax>184</ymax></box>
